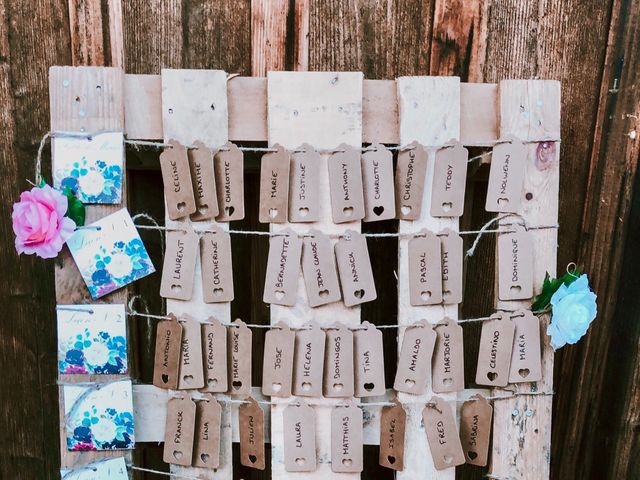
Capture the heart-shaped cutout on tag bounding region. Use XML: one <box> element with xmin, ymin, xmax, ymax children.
<box><xmin>319</xmin><ymin>289</ymin><xmax>329</xmax><ymax>298</ymax></box>
<box><xmin>249</xmin><ymin>454</ymin><xmax>257</xmax><ymax>464</ymax></box>
<box><xmin>333</xmin><ymin>382</ymin><xmax>343</xmax><ymax>391</ymax></box>
<box><xmin>173</xmin><ymin>450</ymin><xmax>183</xmax><ymax>460</ymax></box>
<box><xmin>354</xmin><ymin>289</ymin><xmax>365</xmax><ymax>299</ymax></box>
<box><xmin>373</xmin><ymin>205</ymin><xmax>385</xmax><ymax>216</ymax></box>
<box><xmin>468</xmin><ymin>451</ymin><xmax>478</xmax><ymax>460</ymax></box>
<box><xmin>232</xmin><ymin>380</ymin><xmax>242</xmax><ymax>389</ymax></box>
<box><xmin>295</xmin><ymin>457</ymin><xmax>306</xmax><ymax>466</ymax></box>
<box><xmin>441</xmin><ymin>202</ymin><xmax>453</xmax><ymax>212</ymax></box>
<box><xmin>213</xmin><ymin>288</ymin><xmax>224</xmax><ymax>297</ymax></box>
<box><xmin>342</xmin><ymin>206</ymin><xmax>354</xmax><ymax>217</ymax></box>
<box><xmin>298</xmin><ymin>207</ymin><xmax>309</xmax><ymax>217</ymax></box>
<box><xmin>486</xmin><ymin>371</ymin><xmax>498</xmax><ymax>381</ymax></box>
<box><xmin>364</xmin><ymin>382</ymin><xmax>375</xmax><ymax>391</ymax></box>
<box><xmin>225</xmin><ymin>205</ymin><xmax>235</xmax><ymax>216</ymax></box>
<box><xmin>421</xmin><ymin>290</ymin><xmax>432</xmax><ymax>301</ymax></box>
<box><xmin>272</xmin><ymin>382</ymin><xmax>282</xmax><ymax>392</ymax></box>
<box><xmin>388</xmin><ymin>455</ymin><xmax>396</xmax><ymax>464</ymax></box>
<box><xmin>274</xmin><ymin>290</ymin><xmax>285</xmax><ymax>300</ymax></box>
<box><xmin>443</xmin><ymin>455</ymin><xmax>453</xmax><ymax>464</ymax></box>
<box><xmin>161</xmin><ymin>374</ymin><xmax>170</xmax><ymax>384</ymax></box>
<box><xmin>200</xmin><ymin>453</ymin><xmax>210</xmax><ymax>463</ymax></box>
<box><xmin>510</xmin><ymin>285</ymin><xmax>522</xmax><ymax>293</ymax></box>
<box><xmin>342</xmin><ymin>458</ymin><xmax>353</xmax><ymax>466</ymax></box>
<box><xmin>443</xmin><ymin>378</ymin><xmax>453</xmax><ymax>386</ymax></box>
<box><xmin>208</xmin><ymin>378</ymin><xmax>218</xmax><ymax>386</ymax></box>
<box><xmin>269</xmin><ymin>207</ymin><xmax>278</xmax><ymax>218</ymax></box>
<box><xmin>404</xmin><ymin>378</ymin><xmax>415</xmax><ymax>388</ymax></box>
<box><xmin>519</xmin><ymin>368</ymin><xmax>530</xmax><ymax>378</ymax></box>
<box><xmin>497</xmin><ymin>197</ymin><xmax>509</xmax><ymax>206</ymax></box>
<box><xmin>183</xmin><ymin>374</ymin><xmax>194</xmax><ymax>383</ymax></box>
<box><xmin>401</xmin><ymin>205</ymin><xmax>411</xmax><ymax>215</ymax></box>
<box><xmin>301</xmin><ymin>381</ymin><xmax>312</xmax><ymax>391</ymax></box>
<box><xmin>171</xmin><ymin>284</ymin><xmax>182</xmax><ymax>293</ymax></box>
<box><xmin>198</xmin><ymin>204</ymin><xmax>209</xmax><ymax>214</ymax></box>
<box><xmin>177</xmin><ymin>201</ymin><xmax>186</xmax><ymax>212</ymax></box>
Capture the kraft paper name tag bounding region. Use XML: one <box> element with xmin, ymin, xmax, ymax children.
<box><xmin>200</xmin><ymin>227</ymin><xmax>234</xmax><ymax>303</ymax></box>
<box><xmin>163</xmin><ymin>395</ymin><xmax>197</xmax><ymax>466</ymax></box>
<box><xmin>228</xmin><ymin>319</ymin><xmax>252</xmax><ymax>396</ymax></box>
<box><xmin>475</xmin><ymin>312</ymin><xmax>516</xmax><ymax>387</ymax></box>
<box><xmin>263</xmin><ymin>230</ymin><xmax>303</xmax><ymax>306</ymax></box>
<box><xmin>160</xmin><ymin>228</ymin><xmax>199</xmax><ymax>300</ymax></box>
<box><xmin>160</xmin><ymin>140</ymin><xmax>197</xmax><ymax>220</ymax></box>
<box><xmin>460</xmin><ymin>394</ymin><xmax>493</xmax><ymax>466</ymax></box>
<box><xmin>289</xmin><ymin>144</ymin><xmax>320</xmax><ymax>222</ymax></box>
<box><xmin>509</xmin><ymin>310</ymin><xmax>542</xmax><ymax>383</ymax></box>
<box><xmin>432</xmin><ymin>319</ymin><xmax>464</xmax><ymax>393</ymax></box>
<box><xmin>328</xmin><ymin>144</ymin><xmax>365</xmax><ymax>223</ymax></box>
<box><xmin>215</xmin><ymin>142</ymin><xmax>244</xmax><ymax>221</ymax></box>
<box><xmin>431</xmin><ymin>141</ymin><xmax>468</xmax><ymax>217</ymax></box>
<box><xmin>193</xmin><ymin>395</ymin><xmax>222</xmax><ymax>469</ymax></box>
<box><xmin>324</xmin><ymin>323</ymin><xmax>355</xmax><ymax>398</ymax></box>
<box><xmin>396</xmin><ymin>142</ymin><xmax>428</xmax><ymax>220</ymax></box>
<box><xmin>353</xmin><ymin>321</ymin><xmax>385</xmax><ymax>397</ymax></box>
<box><xmin>409</xmin><ymin>230</ymin><xmax>443</xmax><ymax>305</ymax></box>
<box><xmin>189</xmin><ymin>141</ymin><xmax>218</xmax><ymax>221</ymax></box>
<box><xmin>423</xmin><ymin>397</ymin><xmax>465</xmax><ymax>470</ymax></box>
<box><xmin>302</xmin><ymin>230</ymin><xmax>341</xmax><ymax>307</ymax></box>
<box><xmin>362</xmin><ymin>144</ymin><xmax>395</xmax><ymax>221</ymax></box>
<box><xmin>335</xmin><ymin>231</ymin><xmax>377</xmax><ymax>307</ymax></box>
<box><xmin>262</xmin><ymin>322</ymin><xmax>295</xmax><ymax>397</ymax></box>
<box><xmin>293</xmin><ymin>321</ymin><xmax>326</xmax><ymax>397</ymax></box>
<box><xmin>201</xmin><ymin>318</ymin><xmax>228</xmax><ymax>392</ymax></box>
<box><xmin>331</xmin><ymin>403</ymin><xmax>363</xmax><ymax>473</ymax></box>
<box><xmin>178</xmin><ymin>318</ymin><xmax>205</xmax><ymax>390</ymax></box>
<box><xmin>283</xmin><ymin>402</ymin><xmax>317</xmax><ymax>472</ymax></box>
<box><xmin>440</xmin><ymin>228</ymin><xmax>463</xmax><ymax>304</ymax></box>
<box><xmin>239</xmin><ymin>397</ymin><xmax>266</xmax><ymax>470</ymax></box>
<box><xmin>394</xmin><ymin>321</ymin><xmax>437</xmax><ymax>394</ymax></box>
<box><xmin>498</xmin><ymin>224</ymin><xmax>533</xmax><ymax>300</ymax></box>
<box><xmin>153</xmin><ymin>314</ymin><xmax>183</xmax><ymax>389</ymax></box>
<box><xmin>379</xmin><ymin>401</ymin><xmax>406</xmax><ymax>471</ymax></box>
<box><xmin>259</xmin><ymin>144</ymin><xmax>290</xmax><ymax>223</ymax></box>
<box><xmin>485</xmin><ymin>135</ymin><xmax>526</xmax><ymax>213</ymax></box>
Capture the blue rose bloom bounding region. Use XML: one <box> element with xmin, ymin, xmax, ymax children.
<box><xmin>546</xmin><ymin>274</ymin><xmax>597</xmax><ymax>350</ymax></box>
<box><xmin>73</xmin><ymin>426</ymin><xmax>93</xmax><ymax>443</ymax></box>
<box><xmin>91</xmin><ymin>268</ymin><xmax>111</xmax><ymax>286</ymax></box>
<box><xmin>61</xmin><ymin>177</ymin><xmax>79</xmax><ymax>194</ymax></box>
<box><xmin>65</xmin><ymin>349</ymin><xmax>85</xmax><ymax>366</ymax></box>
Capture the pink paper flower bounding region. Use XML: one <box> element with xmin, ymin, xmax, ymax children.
<box><xmin>12</xmin><ymin>185</ymin><xmax>76</xmax><ymax>259</ymax></box>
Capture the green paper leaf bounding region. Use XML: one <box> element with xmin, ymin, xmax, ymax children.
<box><xmin>532</xmin><ymin>267</ymin><xmax>583</xmax><ymax>313</ymax></box>
<box><xmin>62</xmin><ymin>187</ymin><xmax>86</xmax><ymax>227</ymax></box>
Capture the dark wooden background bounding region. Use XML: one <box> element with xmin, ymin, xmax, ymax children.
<box><xmin>1</xmin><ymin>0</ymin><xmax>639</xmax><ymax>479</ymax></box>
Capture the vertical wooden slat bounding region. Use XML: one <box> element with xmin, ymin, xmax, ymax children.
<box><xmin>267</xmin><ymin>70</ymin><xmax>363</xmax><ymax>479</ymax></box>
<box><xmin>160</xmin><ymin>68</ymin><xmax>233</xmax><ymax>480</ymax></box>
<box><xmin>490</xmin><ymin>79</ymin><xmax>560</xmax><ymax>480</ymax></box>
<box><xmin>395</xmin><ymin>76</ymin><xmax>461</xmax><ymax>479</ymax></box>
<box><xmin>251</xmin><ymin>0</ymin><xmax>290</xmax><ymax>76</ymax></box>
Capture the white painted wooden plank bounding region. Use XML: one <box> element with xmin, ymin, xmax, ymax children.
<box><xmin>267</xmin><ymin>71</ymin><xmax>363</xmax><ymax>479</ymax></box>
<box><xmin>161</xmin><ymin>69</ymin><xmax>232</xmax><ymax>480</ymax></box>
<box><xmin>490</xmin><ymin>80</ymin><xmax>560</xmax><ymax>480</ymax></box>
<box><xmin>396</xmin><ymin>76</ymin><xmax>461</xmax><ymax>480</ymax></box>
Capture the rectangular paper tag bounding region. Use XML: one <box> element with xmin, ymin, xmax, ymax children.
<box><xmin>292</xmin><ymin>321</ymin><xmax>326</xmax><ymax>397</ymax></box>
<box><xmin>460</xmin><ymin>394</ymin><xmax>493</xmax><ymax>466</ymax></box>
<box><xmin>302</xmin><ymin>230</ymin><xmax>341</xmax><ymax>307</ymax></box>
<box><xmin>379</xmin><ymin>401</ymin><xmax>406</xmax><ymax>471</ymax></box>
<box><xmin>200</xmin><ymin>227</ymin><xmax>234</xmax><ymax>303</ymax></box>
<box><xmin>475</xmin><ymin>312</ymin><xmax>516</xmax><ymax>387</ymax></box>
<box><xmin>178</xmin><ymin>318</ymin><xmax>205</xmax><ymax>390</ymax></box>
<box><xmin>189</xmin><ymin>141</ymin><xmax>219</xmax><ymax>221</ymax></box>
<box><xmin>498</xmin><ymin>224</ymin><xmax>534</xmax><ymax>300</ymax></box>
<box><xmin>201</xmin><ymin>318</ymin><xmax>228</xmax><ymax>393</ymax></box>
<box><xmin>353</xmin><ymin>321</ymin><xmax>385</xmax><ymax>397</ymax></box>
<box><xmin>160</xmin><ymin>228</ymin><xmax>199</xmax><ymax>301</ymax></box>
<box><xmin>193</xmin><ymin>395</ymin><xmax>222</xmax><ymax>468</ymax></box>
<box><xmin>239</xmin><ymin>397</ymin><xmax>266</xmax><ymax>470</ymax></box>
<box><xmin>328</xmin><ymin>144</ymin><xmax>365</xmax><ymax>223</ymax></box>
<box><xmin>215</xmin><ymin>142</ymin><xmax>244</xmax><ymax>221</ymax></box>
<box><xmin>485</xmin><ymin>135</ymin><xmax>526</xmax><ymax>213</ymax></box>
<box><xmin>395</xmin><ymin>142</ymin><xmax>428</xmax><ymax>220</ymax></box>
<box><xmin>283</xmin><ymin>402</ymin><xmax>317</xmax><ymax>472</ymax></box>
<box><xmin>289</xmin><ymin>144</ymin><xmax>320</xmax><ymax>222</ymax></box>
<box><xmin>509</xmin><ymin>310</ymin><xmax>542</xmax><ymax>383</ymax></box>
<box><xmin>432</xmin><ymin>319</ymin><xmax>465</xmax><ymax>393</ymax></box>
<box><xmin>262</xmin><ymin>322</ymin><xmax>295</xmax><ymax>397</ymax></box>
<box><xmin>324</xmin><ymin>323</ymin><xmax>355</xmax><ymax>398</ymax></box>
<box><xmin>394</xmin><ymin>321</ymin><xmax>437</xmax><ymax>394</ymax></box>
<box><xmin>440</xmin><ymin>228</ymin><xmax>463</xmax><ymax>305</ymax></box>
<box><xmin>228</xmin><ymin>319</ymin><xmax>252</xmax><ymax>396</ymax></box>
<box><xmin>331</xmin><ymin>403</ymin><xmax>363</xmax><ymax>473</ymax></box>
<box><xmin>409</xmin><ymin>230</ymin><xmax>443</xmax><ymax>305</ymax></box>
<box><xmin>153</xmin><ymin>314</ymin><xmax>183</xmax><ymax>389</ymax></box>
<box><xmin>163</xmin><ymin>395</ymin><xmax>197</xmax><ymax>466</ymax></box>
<box><xmin>431</xmin><ymin>141</ymin><xmax>468</xmax><ymax>217</ymax></box>
<box><xmin>160</xmin><ymin>140</ymin><xmax>197</xmax><ymax>220</ymax></box>
<box><xmin>423</xmin><ymin>397</ymin><xmax>465</xmax><ymax>470</ymax></box>
<box><xmin>335</xmin><ymin>231</ymin><xmax>377</xmax><ymax>307</ymax></box>
<box><xmin>259</xmin><ymin>144</ymin><xmax>290</xmax><ymax>223</ymax></box>
<box><xmin>263</xmin><ymin>230</ymin><xmax>303</xmax><ymax>306</ymax></box>
<box><xmin>362</xmin><ymin>144</ymin><xmax>395</xmax><ymax>221</ymax></box>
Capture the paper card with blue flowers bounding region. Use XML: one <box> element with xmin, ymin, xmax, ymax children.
<box><xmin>64</xmin><ymin>379</ymin><xmax>135</xmax><ymax>451</ymax></box>
<box><xmin>57</xmin><ymin>304</ymin><xmax>128</xmax><ymax>375</ymax></box>
<box><xmin>60</xmin><ymin>456</ymin><xmax>128</xmax><ymax>479</ymax></box>
<box><xmin>53</xmin><ymin>131</ymin><xmax>124</xmax><ymax>204</ymax></box>
<box><xmin>66</xmin><ymin>208</ymin><xmax>155</xmax><ymax>298</ymax></box>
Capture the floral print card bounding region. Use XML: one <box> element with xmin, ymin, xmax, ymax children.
<box><xmin>64</xmin><ymin>380</ymin><xmax>135</xmax><ymax>451</ymax></box>
<box><xmin>66</xmin><ymin>208</ymin><xmax>155</xmax><ymax>299</ymax></box>
<box><xmin>60</xmin><ymin>457</ymin><xmax>128</xmax><ymax>479</ymax></box>
<box><xmin>53</xmin><ymin>131</ymin><xmax>124</xmax><ymax>204</ymax></box>
<box><xmin>58</xmin><ymin>304</ymin><xmax>128</xmax><ymax>375</ymax></box>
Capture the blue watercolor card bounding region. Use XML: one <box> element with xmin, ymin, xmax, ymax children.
<box><xmin>60</xmin><ymin>457</ymin><xmax>128</xmax><ymax>479</ymax></box>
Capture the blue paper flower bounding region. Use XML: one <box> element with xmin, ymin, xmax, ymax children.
<box><xmin>546</xmin><ymin>274</ymin><xmax>597</xmax><ymax>350</ymax></box>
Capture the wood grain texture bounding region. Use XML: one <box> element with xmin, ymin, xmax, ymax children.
<box><xmin>251</xmin><ymin>0</ymin><xmax>290</xmax><ymax>76</ymax></box>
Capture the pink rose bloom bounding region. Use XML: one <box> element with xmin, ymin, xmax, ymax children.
<box><xmin>12</xmin><ymin>185</ymin><xmax>76</xmax><ymax>259</ymax></box>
